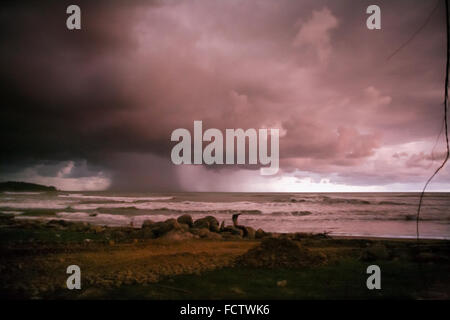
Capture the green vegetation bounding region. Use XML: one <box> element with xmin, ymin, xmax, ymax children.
<box><xmin>53</xmin><ymin>260</ymin><xmax>448</xmax><ymax>300</ymax></box>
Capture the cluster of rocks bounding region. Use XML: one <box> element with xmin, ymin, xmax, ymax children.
<box><xmin>2</xmin><ymin>214</ymin><xmax>272</xmax><ymax>242</ymax></box>
<box><xmin>1</xmin><ymin>213</ymin><xmax>332</xmax><ymax>245</ymax></box>
<box><xmin>140</xmin><ymin>214</ymin><xmax>271</xmax><ymax>241</ymax></box>
<box><xmin>236</xmin><ymin>237</ymin><xmax>327</xmax><ymax>268</ymax></box>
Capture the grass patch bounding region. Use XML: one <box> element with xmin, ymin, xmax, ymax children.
<box><xmin>62</xmin><ymin>259</ymin><xmax>448</xmax><ymax>300</ymax></box>
<box><xmin>0</xmin><ymin>227</ymin><xmax>103</xmax><ymax>243</ymax></box>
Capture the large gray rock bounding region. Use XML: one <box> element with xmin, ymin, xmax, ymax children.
<box><xmin>193</xmin><ymin>216</ymin><xmax>220</xmax><ymax>232</ymax></box>
<box><xmin>179</xmin><ymin>223</ymin><xmax>190</xmax><ymax>232</ymax></box>
<box><xmin>204</xmin><ymin>216</ymin><xmax>220</xmax><ymax>232</ymax></box>
<box><xmin>177</xmin><ymin>214</ymin><xmax>194</xmax><ymax>227</ymax></box>
<box><xmin>190</xmin><ymin>228</ymin><xmax>210</xmax><ymax>238</ymax></box>
<box><xmin>245</xmin><ymin>227</ymin><xmax>256</xmax><ymax>239</ymax></box>
<box><xmin>147</xmin><ymin>219</ymin><xmax>181</xmax><ymax>237</ymax></box>
<box><xmin>193</xmin><ymin>219</ymin><xmax>209</xmax><ymax>229</ymax></box>
<box><xmin>140</xmin><ymin>228</ymin><xmax>156</xmax><ymax>239</ymax></box>
<box><xmin>255</xmin><ymin>228</ymin><xmax>268</xmax><ymax>239</ymax></box>
<box><xmin>204</xmin><ymin>231</ymin><xmax>222</xmax><ymax>240</ymax></box>
<box><xmin>221</xmin><ymin>226</ymin><xmax>243</xmax><ymax>237</ymax></box>
<box><xmin>142</xmin><ymin>220</ymin><xmax>155</xmax><ymax>228</ymax></box>
<box><xmin>190</xmin><ymin>228</ymin><xmax>223</xmax><ymax>240</ymax></box>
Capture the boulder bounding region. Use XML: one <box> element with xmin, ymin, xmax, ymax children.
<box><xmin>147</xmin><ymin>219</ymin><xmax>181</xmax><ymax>237</ymax></box>
<box><xmin>179</xmin><ymin>223</ymin><xmax>190</xmax><ymax>232</ymax></box>
<box><xmin>190</xmin><ymin>228</ymin><xmax>210</xmax><ymax>238</ymax></box>
<box><xmin>204</xmin><ymin>231</ymin><xmax>222</xmax><ymax>240</ymax></box>
<box><xmin>165</xmin><ymin>218</ymin><xmax>182</xmax><ymax>229</ymax></box>
<box><xmin>245</xmin><ymin>227</ymin><xmax>256</xmax><ymax>239</ymax></box>
<box><xmin>194</xmin><ymin>216</ymin><xmax>219</xmax><ymax>232</ymax></box>
<box><xmin>255</xmin><ymin>228</ymin><xmax>268</xmax><ymax>239</ymax></box>
<box><xmin>193</xmin><ymin>219</ymin><xmax>209</xmax><ymax>229</ymax></box>
<box><xmin>221</xmin><ymin>226</ymin><xmax>243</xmax><ymax>237</ymax></box>
<box><xmin>177</xmin><ymin>214</ymin><xmax>194</xmax><ymax>227</ymax></box>
<box><xmin>209</xmin><ymin>223</ymin><xmax>220</xmax><ymax>233</ymax></box>
<box><xmin>203</xmin><ymin>215</ymin><xmax>219</xmax><ymax>225</ymax></box>
<box><xmin>141</xmin><ymin>220</ymin><xmax>155</xmax><ymax>228</ymax></box>
<box><xmin>140</xmin><ymin>228</ymin><xmax>155</xmax><ymax>239</ymax></box>
<box><xmin>204</xmin><ymin>216</ymin><xmax>220</xmax><ymax>232</ymax></box>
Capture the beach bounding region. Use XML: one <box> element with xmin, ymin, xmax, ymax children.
<box><xmin>1</xmin><ymin>213</ymin><xmax>449</xmax><ymax>300</ymax></box>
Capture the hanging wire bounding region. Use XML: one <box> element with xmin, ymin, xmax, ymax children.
<box><xmin>416</xmin><ymin>0</ymin><xmax>450</xmax><ymax>240</ymax></box>
<box><xmin>386</xmin><ymin>0</ymin><xmax>449</xmax><ymax>241</ymax></box>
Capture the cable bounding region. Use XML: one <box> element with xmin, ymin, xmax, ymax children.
<box><xmin>387</xmin><ymin>0</ymin><xmax>441</xmax><ymax>61</ymax></box>
<box><xmin>416</xmin><ymin>0</ymin><xmax>450</xmax><ymax>241</ymax></box>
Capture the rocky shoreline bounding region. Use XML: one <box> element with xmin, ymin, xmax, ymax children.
<box><xmin>2</xmin><ymin>213</ymin><xmax>331</xmax><ymax>243</ymax></box>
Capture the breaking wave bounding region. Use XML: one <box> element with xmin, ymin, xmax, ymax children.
<box><xmin>58</xmin><ymin>194</ymin><xmax>173</xmax><ymax>202</ymax></box>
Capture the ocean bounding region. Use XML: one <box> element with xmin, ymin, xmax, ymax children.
<box><xmin>1</xmin><ymin>191</ymin><xmax>449</xmax><ymax>239</ymax></box>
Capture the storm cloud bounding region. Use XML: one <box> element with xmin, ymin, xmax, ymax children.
<box><xmin>0</xmin><ymin>0</ymin><xmax>448</xmax><ymax>191</ymax></box>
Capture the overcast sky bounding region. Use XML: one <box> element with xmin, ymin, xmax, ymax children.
<box><xmin>1</xmin><ymin>0</ymin><xmax>449</xmax><ymax>192</ymax></box>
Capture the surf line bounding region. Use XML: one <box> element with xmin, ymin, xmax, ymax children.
<box><xmin>170</xmin><ymin>120</ymin><xmax>279</xmax><ymax>175</ymax></box>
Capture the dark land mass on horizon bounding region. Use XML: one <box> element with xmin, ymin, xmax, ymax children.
<box><xmin>0</xmin><ymin>181</ymin><xmax>57</xmax><ymax>192</ymax></box>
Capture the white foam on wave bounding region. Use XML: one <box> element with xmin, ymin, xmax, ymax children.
<box><xmin>0</xmin><ymin>210</ymin><xmax>23</xmax><ymax>215</ymax></box>
<box><xmin>54</xmin><ymin>211</ymin><xmax>131</xmax><ymax>226</ymax></box>
<box><xmin>15</xmin><ymin>210</ymin><xmax>247</xmax><ymax>228</ymax></box>
<box><xmin>2</xmin><ymin>192</ymin><xmax>43</xmax><ymax>195</ymax></box>
<box><xmin>58</xmin><ymin>194</ymin><xmax>173</xmax><ymax>202</ymax></box>
<box><xmin>72</xmin><ymin>200</ymin><xmax>298</xmax><ymax>213</ymax></box>
<box><xmin>56</xmin><ymin>211</ymin><xmax>90</xmax><ymax>218</ymax></box>
<box><xmin>0</xmin><ymin>200</ymin><xmax>74</xmax><ymax>209</ymax></box>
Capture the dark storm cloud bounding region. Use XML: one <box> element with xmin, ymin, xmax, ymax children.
<box><xmin>0</xmin><ymin>0</ymin><xmax>448</xmax><ymax>190</ymax></box>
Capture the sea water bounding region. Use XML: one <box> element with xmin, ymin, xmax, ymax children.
<box><xmin>1</xmin><ymin>191</ymin><xmax>449</xmax><ymax>239</ymax></box>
